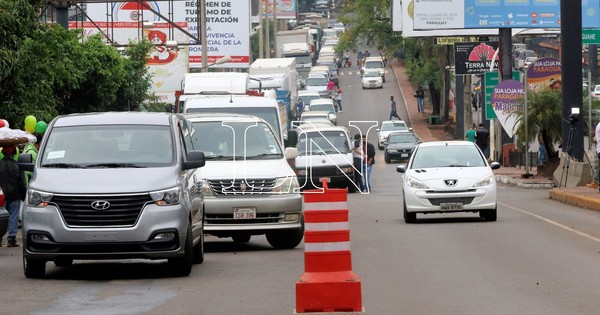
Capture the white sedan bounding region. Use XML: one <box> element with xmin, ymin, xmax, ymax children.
<box><xmin>361</xmin><ymin>69</ymin><xmax>383</xmax><ymax>89</ymax></box>
<box><xmin>396</xmin><ymin>141</ymin><xmax>501</xmax><ymax>223</ymax></box>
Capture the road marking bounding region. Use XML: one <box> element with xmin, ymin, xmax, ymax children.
<box><xmin>500</xmin><ymin>202</ymin><xmax>600</xmax><ymax>243</ymax></box>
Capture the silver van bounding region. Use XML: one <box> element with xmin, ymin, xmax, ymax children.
<box><xmin>184</xmin><ymin>113</ymin><xmax>304</xmax><ymax>249</ymax></box>
<box><xmin>19</xmin><ymin>112</ymin><xmax>206</xmax><ymax>278</ymax></box>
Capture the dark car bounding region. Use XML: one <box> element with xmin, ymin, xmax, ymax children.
<box><xmin>384</xmin><ymin>132</ymin><xmax>421</xmax><ymax>163</ymax></box>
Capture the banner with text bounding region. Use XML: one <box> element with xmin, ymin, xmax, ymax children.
<box><xmin>454</xmin><ymin>41</ymin><xmax>499</xmax><ymax>75</ymax></box>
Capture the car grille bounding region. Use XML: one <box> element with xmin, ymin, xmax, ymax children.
<box><xmin>208</xmin><ymin>178</ymin><xmax>276</xmax><ymax>197</ymax></box>
<box><xmin>206</xmin><ymin>213</ymin><xmax>282</xmax><ymax>225</ymax></box>
<box><xmin>51</xmin><ymin>194</ymin><xmax>152</xmax><ymax>227</ymax></box>
<box><xmin>427</xmin><ymin>197</ymin><xmax>475</xmax><ymax>206</ymax></box>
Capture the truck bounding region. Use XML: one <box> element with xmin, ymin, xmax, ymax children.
<box><xmin>276</xmin><ymin>29</ymin><xmax>315</xmax><ymax>78</ymax></box>
<box><xmin>249</xmin><ymin>58</ymin><xmax>299</xmax><ymax>129</ymax></box>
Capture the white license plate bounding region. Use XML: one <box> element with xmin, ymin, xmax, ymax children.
<box><xmin>401</xmin><ymin>153</ymin><xmax>408</xmax><ymax>157</ymax></box>
<box><xmin>440</xmin><ymin>203</ymin><xmax>463</xmax><ymax>211</ymax></box>
<box><xmin>319</xmin><ymin>177</ymin><xmax>331</xmax><ymax>183</ymax></box>
<box><xmin>233</xmin><ymin>207</ymin><xmax>256</xmax><ymax>219</ymax></box>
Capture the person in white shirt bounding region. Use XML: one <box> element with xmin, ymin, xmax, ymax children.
<box><xmin>352</xmin><ymin>134</ymin><xmax>365</xmax><ymax>192</ymax></box>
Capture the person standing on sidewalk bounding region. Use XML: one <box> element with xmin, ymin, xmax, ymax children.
<box><xmin>465</xmin><ymin>125</ymin><xmax>477</xmax><ymax>143</ymax></box>
<box><xmin>0</xmin><ymin>145</ymin><xmax>26</xmax><ymax>247</ymax></box>
<box><xmin>389</xmin><ymin>96</ymin><xmax>401</xmax><ymax>120</ymax></box>
<box><xmin>362</xmin><ymin>134</ymin><xmax>375</xmax><ymax>192</ymax></box>
<box><xmin>415</xmin><ymin>86</ymin><xmax>425</xmax><ymax>113</ymax></box>
<box><xmin>476</xmin><ymin>123</ymin><xmax>490</xmax><ymax>158</ymax></box>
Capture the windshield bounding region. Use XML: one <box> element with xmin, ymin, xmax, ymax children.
<box><xmin>381</xmin><ymin>121</ymin><xmax>408</xmax><ymax>132</ymax></box>
<box><xmin>186</xmin><ymin>107</ymin><xmax>281</xmax><ymax>140</ymax></box>
<box><xmin>365</xmin><ymin>61</ymin><xmax>384</xmax><ymax>69</ymax></box>
<box><xmin>364</xmin><ymin>71</ymin><xmax>380</xmax><ymax>78</ymax></box>
<box><xmin>191</xmin><ymin>121</ymin><xmax>282</xmax><ymax>160</ymax></box>
<box><xmin>302</xmin><ymin>115</ymin><xmax>330</xmax><ymax>122</ymax></box>
<box><xmin>411</xmin><ymin>145</ymin><xmax>486</xmax><ymax>169</ymax></box>
<box><xmin>388</xmin><ymin>133</ymin><xmax>417</xmax><ymax>144</ymax></box>
<box><xmin>310</xmin><ymin>104</ymin><xmax>334</xmax><ymax>113</ymax></box>
<box><xmin>297</xmin><ymin>130</ymin><xmax>350</xmax><ymax>155</ymax></box>
<box><xmin>40</xmin><ymin>125</ymin><xmax>174</xmax><ymax>168</ymax></box>
<box><xmin>293</xmin><ymin>55</ymin><xmax>312</xmax><ymax>65</ymax></box>
<box><xmin>306</xmin><ymin>77</ymin><xmax>327</xmax><ymax>86</ymax></box>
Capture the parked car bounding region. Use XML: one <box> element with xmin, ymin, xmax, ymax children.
<box><xmin>294</xmin><ymin>124</ymin><xmax>356</xmax><ymax>191</ymax></box>
<box><xmin>592</xmin><ymin>85</ymin><xmax>600</xmax><ymax>100</ymax></box>
<box><xmin>396</xmin><ymin>141</ymin><xmax>501</xmax><ymax>223</ymax></box>
<box><xmin>514</xmin><ymin>49</ymin><xmax>536</xmax><ymax>70</ymax></box>
<box><xmin>521</xmin><ymin>56</ymin><xmax>538</xmax><ymax>69</ymax></box>
<box><xmin>308</xmin><ymin>98</ymin><xmax>337</xmax><ymax>125</ymax></box>
<box><xmin>185</xmin><ymin>113</ymin><xmax>304</xmax><ymax>249</ymax></box>
<box><xmin>377</xmin><ymin>120</ymin><xmax>412</xmax><ymax>150</ymax></box>
<box><xmin>305</xmin><ymin>72</ymin><xmax>330</xmax><ymax>97</ymax></box>
<box><xmin>19</xmin><ymin>112</ymin><xmax>207</xmax><ymax>278</ymax></box>
<box><xmin>295</xmin><ymin>111</ymin><xmax>334</xmax><ymax>128</ymax></box>
<box><xmin>384</xmin><ymin>132</ymin><xmax>422</xmax><ymax>163</ymax></box>
<box><xmin>361</xmin><ymin>69</ymin><xmax>384</xmax><ymax>89</ymax></box>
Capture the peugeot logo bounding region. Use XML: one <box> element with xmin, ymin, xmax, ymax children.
<box><xmin>91</xmin><ymin>200</ymin><xmax>111</xmax><ymax>211</ymax></box>
<box><xmin>240</xmin><ymin>181</ymin><xmax>247</xmax><ymax>192</ymax></box>
<box><xmin>444</xmin><ymin>179</ymin><xmax>458</xmax><ymax>187</ymax></box>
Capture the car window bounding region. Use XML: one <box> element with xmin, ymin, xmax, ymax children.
<box><xmin>381</xmin><ymin>121</ymin><xmax>408</xmax><ymax>131</ymax></box>
<box><xmin>411</xmin><ymin>145</ymin><xmax>486</xmax><ymax>168</ymax></box>
<box><xmin>310</xmin><ymin>104</ymin><xmax>334</xmax><ymax>113</ymax></box>
<box><xmin>388</xmin><ymin>133</ymin><xmax>417</xmax><ymax>143</ymax></box>
<box><xmin>364</xmin><ymin>71</ymin><xmax>380</xmax><ymax>78</ymax></box>
<box><xmin>306</xmin><ymin>77</ymin><xmax>327</xmax><ymax>86</ymax></box>
<box><xmin>365</xmin><ymin>61</ymin><xmax>384</xmax><ymax>68</ymax></box>
<box><xmin>297</xmin><ymin>130</ymin><xmax>351</xmax><ymax>155</ymax></box>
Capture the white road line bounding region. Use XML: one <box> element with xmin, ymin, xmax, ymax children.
<box><xmin>500</xmin><ymin>202</ymin><xmax>600</xmax><ymax>243</ymax></box>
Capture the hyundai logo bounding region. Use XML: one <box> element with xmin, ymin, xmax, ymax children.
<box><xmin>444</xmin><ymin>179</ymin><xmax>458</xmax><ymax>187</ymax></box>
<box><xmin>91</xmin><ymin>200</ymin><xmax>111</xmax><ymax>211</ymax></box>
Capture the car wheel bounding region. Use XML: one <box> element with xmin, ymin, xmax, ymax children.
<box><xmin>404</xmin><ymin>201</ymin><xmax>416</xmax><ymax>224</ymax></box>
<box><xmin>192</xmin><ymin>222</ymin><xmax>205</xmax><ymax>264</ymax></box>
<box><xmin>266</xmin><ymin>220</ymin><xmax>304</xmax><ymax>249</ymax></box>
<box><xmin>23</xmin><ymin>254</ymin><xmax>46</xmax><ymax>279</ymax></box>
<box><xmin>384</xmin><ymin>154</ymin><xmax>390</xmax><ymax>164</ymax></box>
<box><xmin>232</xmin><ymin>233</ymin><xmax>251</xmax><ymax>243</ymax></box>
<box><xmin>480</xmin><ymin>207</ymin><xmax>497</xmax><ymax>222</ymax></box>
<box><xmin>169</xmin><ymin>223</ymin><xmax>193</xmax><ymax>277</ymax></box>
<box><xmin>378</xmin><ymin>145</ymin><xmax>383</xmax><ymax>150</ymax></box>
<box><xmin>54</xmin><ymin>258</ymin><xmax>73</xmax><ymax>267</ymax></box>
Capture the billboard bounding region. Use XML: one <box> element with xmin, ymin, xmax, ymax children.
<box><xmin>491</xmin><ymin>80</ymin><xmax>524</xmax><ymax>138</ymax></box>
<box><xmin>260</xmin><ymin>0</ymin><xmax>297</xmax><ymax>20</ymax></box>
<box><xmin>454</xmin><ymin>41</ymin><xmax>499</xmax><ymax>75</ymax></box>
<box><xmin>413</xmin><ymin>0</ymin><xmax>600</xmax><ymax>30</ymax></box>
<box><xmin>86</xmin><ymin>0</ymin><xmax>251</xmax><ymax>68</ymax></box>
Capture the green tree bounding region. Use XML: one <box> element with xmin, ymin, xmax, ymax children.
<box><xmin>0</xmin><ymin>0</ymin><xmax>153</xmax><ymax>127</ymax></box>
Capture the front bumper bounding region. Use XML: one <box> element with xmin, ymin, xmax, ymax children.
<box><xmin>403</xmin><ymin>184</ymin><xmax>497</xmax><ymax>214</ymax></box>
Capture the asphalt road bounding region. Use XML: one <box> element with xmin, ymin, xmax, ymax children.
<box><xmin>2</xmin><ymin>62</ymin><xmax>600</xmax><ymax>315</ymax></box>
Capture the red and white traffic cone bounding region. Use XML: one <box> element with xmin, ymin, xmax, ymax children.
<box><xmin>295</xmin><ymin>180</ymin><xmax>364</xmax><ymax>314</ymax></box>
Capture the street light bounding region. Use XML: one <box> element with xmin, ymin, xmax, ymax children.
<box><xmin>199</xmin><ymin>55</ymin><xmax>232</xmax><ymax>71</ymax></box>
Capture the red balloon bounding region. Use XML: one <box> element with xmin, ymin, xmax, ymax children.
<box><xmin>0</xmin><ymin>120</ymin><xmax>5</xmax><ymax>128</ymax></box>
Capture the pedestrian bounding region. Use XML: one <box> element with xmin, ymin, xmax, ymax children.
<box><xmin>23</xmin><ymin>132</ymin><xmax>43</xmax><ymax>186</ymax></box>
<box><xmin>362</xmin><ymin>134</ymin><xmax>375</xmax><ymax>192</ymax></box>
<box><xmin>465</xmin><ymin>125</ymin><xmax>477</xmax><ymax>143</ymax></box>
<box><xmin>415</xmin><ymin>86</ymin><xmax>425</xmax><ymax>113</ymax></box>
<box><xmin>335</xmin><ymin>88</ymin><xmax>343</xmax><ymax>112</ymax></box>
<box><xmin>593</xmin><ymin>122</ymin><xmax>600</xmax><ymax>191</ymax></box>
<box><xmin>356</xmin><ymin>51</ymin><xmax>364</xmax><ymax>68</ymax></box>
<box><xmin>476</xmin><ymin>123</ymin><xmax>490</xmax><ymax>158</ymax></box>
<box><xmin>326</xmin><ymin>79</ymin><xmax>336</xmax><ymax>97</ymax></box>
<box><xmin>389</xmin><ymin>96</ymin><xmax>401</xmax><ymax>120</ymax></box>
<box><xmin>364</xmin><ymin>49</ymin><xmax>370</xmax><ymax>58</ymax></box>
<box><xmin>0</xmin><ymin>145</ymin><xmax>26</xmax><ymax>247</ymax></box>
<box><xmin>343</xmin><ymin>51</ymin><xmax>350</xmax><ymax>67</ymax></box>
<box><xmin>352</xmin><ymin>134</ymin><xmax>365</xmax><ymax>192</ymax></box>
<box><xmin>295</xmin><ymin>98</ymin><xmax>305</xmax><ymax>120</ymax></box>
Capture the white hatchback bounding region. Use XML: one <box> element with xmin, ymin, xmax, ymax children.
<box><xmin>377</xmin><ymin>120</ymin><xmax>411</xmax><ymax>149</ymax></box>
<box><xmin>396</xmin><ymin>141</ymin><xmax>501</xmax><ymax>223</ymax></box>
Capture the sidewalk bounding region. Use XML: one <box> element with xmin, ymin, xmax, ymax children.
<box><xmin>390</xmin><ymin>60</ymin><xmax>600</xmax><ymax>212</ymax></box>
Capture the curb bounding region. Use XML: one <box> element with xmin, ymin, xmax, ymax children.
<box><xmin>549</xmin><ymin>188</ymin><xmax>600</xmax><ymax>212</ymax></box>
<box><xmin>495</xmin><ymin>175</ymin><xmax>556</xmax><ymax>189</ymax></box>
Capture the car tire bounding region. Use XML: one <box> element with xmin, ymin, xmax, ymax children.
<box><xmin>169</xmin><ymin>223</ymin><xmax>193</xmax><ymax>277</ymax></box>
<box><xmin>266</xmin><ymin>220</ymin><xmax>304</xmax><ymax>249</ymax></box>
<box><xmin>23</xmin><ymin>255</ymin><xmax>46</xmax><ymax>279</ymax></box>
<box><xmin>480</xmin><ymin>208</ymin><xmax>497</xmax><ymax>222</ymax></box>
<box><xmin>384</xmin><ymin>154</ymin><xmax>390</xmax><ymax>164</ymax></box>
<box><xmin>404</xmin><ymin>201</ymin><xmax>416</xmax><ymax>223</ymax></box>
<box><xmin>54</xmin><ymin>258</ymin><xmax>73</xmax><ymax>267</ymax></box>
<box><xmin>232</xmin><ymin>234</ymin><xmax>251</xmax><ymax>243</ymax></box>
<box><xmin>378</xmin><ymin>145</ymin><xmax>383</xmax><ymax>150</ymax></box>
<box><xmin>192</xmin><ymin>222</ymin><xmax>205</xmax><ymax>264</ymax></box>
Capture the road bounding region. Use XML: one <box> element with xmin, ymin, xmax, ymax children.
<box><xmin>2</xmin><ymin>62</ymin><xmax>600</xmax><ymax>315</ymax></box>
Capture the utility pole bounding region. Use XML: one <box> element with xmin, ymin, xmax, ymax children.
<box><xmin>200</xmin><ymin>0</ymin><xmax>208</xmax><ymax>71</ymax></box>
<box><xmin>259</xmin><ymin>0</ymin><xmax>263</xmax><ymax>59</ymax></box>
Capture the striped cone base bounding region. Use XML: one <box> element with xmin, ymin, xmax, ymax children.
<box><xmin>296</xmin><ymin>271</ymin><xmax>362</xmax><ymax>313</ymax></box>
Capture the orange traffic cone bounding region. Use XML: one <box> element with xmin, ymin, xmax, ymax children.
<box><xmin>295</xmin><ymin>180</ymin><xmax>364</xmax><ymax>314</ymax></box>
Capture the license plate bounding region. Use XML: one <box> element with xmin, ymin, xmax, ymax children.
<box><xmin>401</xmin><ymin>153</ymin><xmax>408</xmax><ymax>157</ymax></box>
<box><xmin>233</xmin><ymin>207</ymin><xmax>256</xmax><ymax>219</ymax></box>
<box><xmin>440</xmin><ymin>203</ymin><xmax>463</xmax><ymax>211</ymax></box>
<box><xmin>318</xmin><ymin>177</ymin><xmax>331</xmax><ymax>183</ymax></box>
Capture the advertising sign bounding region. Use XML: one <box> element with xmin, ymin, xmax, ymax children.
<box><xmin>526</xmin><ymin>57</ymin><xmax>561</xmax><ymax>92</ymax></box>
<box><xmin>86</xmin><ymin>1</ymin><xmax>251</xmax><ymax>68</ymax></box>
<box><xmin>261</xmin><ymin>0</ymin><xmax>297</xmax><ymax>20</ymax></box>
<box><xmin>454</xmin><ymin>41</ymin><xmax>499</xmax><ymax>75</ymax></box>
<box><xmin>68</xmin><ymin>21</ymin><xmax>188</xmax><ymax>104</ymax></box>
<box><xmin>484</xmin><ymin>71</ymin><xmax>520</xmax><ymax>120</ymax></box>
<box><xmin>491</xmin><ymin>80</ymin><xmax>524</xmax><ymax>138</ymax></box>
<box><xmin>413</xmin><ymin>0</ymin><xmax>600</xmax><ymax>30</ymax></box>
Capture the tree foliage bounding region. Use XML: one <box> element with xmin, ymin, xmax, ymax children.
<box><xmin>0</xmin><ymin>0</ymin><xmax>153</xmax><ymax>128</ymax></box>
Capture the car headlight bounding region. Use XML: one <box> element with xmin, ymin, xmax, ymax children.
<box><xmin>150</xmin><ymin>187</ymin><xmax>181</xmax><ymax>206</ymax></box>
<box><xmin>27</xmin><ymin>189</ymin><xmax>53</xmax><ymax>207</ymax></box>
<box><xmin>473</xmin><ymin>173</ymin><xmax>495</xmax><ymax>187</ymax></box>
<box><xmin>405</xmin><ymin>175</ymin><xmax>429</xmax><ymax>189</ymax></box>
<box><xmin>201</xmin><ymin>180</ymin><xmax>214</xmax><ymax>196</ymax></box>
<box><xmin>387</xmin><ymin>149</ymin><xmax>398</xmax><ymax>153</ymax></box>
<box><xmin>272</xmin><ymin>176</ymin><xmax>300</xmax><ymax>194</ymax></box>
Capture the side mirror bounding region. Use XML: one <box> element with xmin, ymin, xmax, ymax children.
<box><xmin>183</xmin><ymin>150</ymin><xmax>205</xmax><ymax>169</ymax></box>
<box><xmin>396</xmin><ymin>164</ymin><xmax>407</xmax><ymax>173</ymax></box>
<box><xmin>284</xmin><ymin>147</ymin><xmax>299</xmax><ymax>160</ymax></box>
<box><xmin>286</xmin><ymin>129</ymin><xmax>298</xmax><ymax>147</ymax></box>
<box><xmin>18</xmin><ymin>153</ymin><xmax>34</xmax><ymax>172</ymax></box>
<box><xmin>489</xmin><ymin>161</ymin><xmax>501</xmax><ymax>170</ymax></box>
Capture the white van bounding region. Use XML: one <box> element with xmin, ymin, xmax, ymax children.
<box><xmin>308</xmin><ymin>98</ymin><xmax>337</xmax><ymax>125</ymax></box>
<box><xmin>361</xmin><ymin>56</ymin><xmax>386</xmax><ymax>82</ymax></box>
<box><xmin>294</xmin><ymin>124</ymin><xmax>356</xmax><ymax>192</ymax></box>
<box><xmin>185</xmin><ymin>113</ymin><xmax>304</xmax><ymax>248</ymax></box>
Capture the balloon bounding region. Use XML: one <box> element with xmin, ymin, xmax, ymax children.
<box><xmin>24</xmin><ymin>115</ymin><xmax>37</xmax><ymax>132</ymax></box>
<box><xmin>34</xmin><ymin>121</ymin><xmax>47</xmax><ymax>134</ymax></box>
<box><xmin>0</xmin><ymin>119</ymin><xmax>6</xmax><ymax>128</ymax></box>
